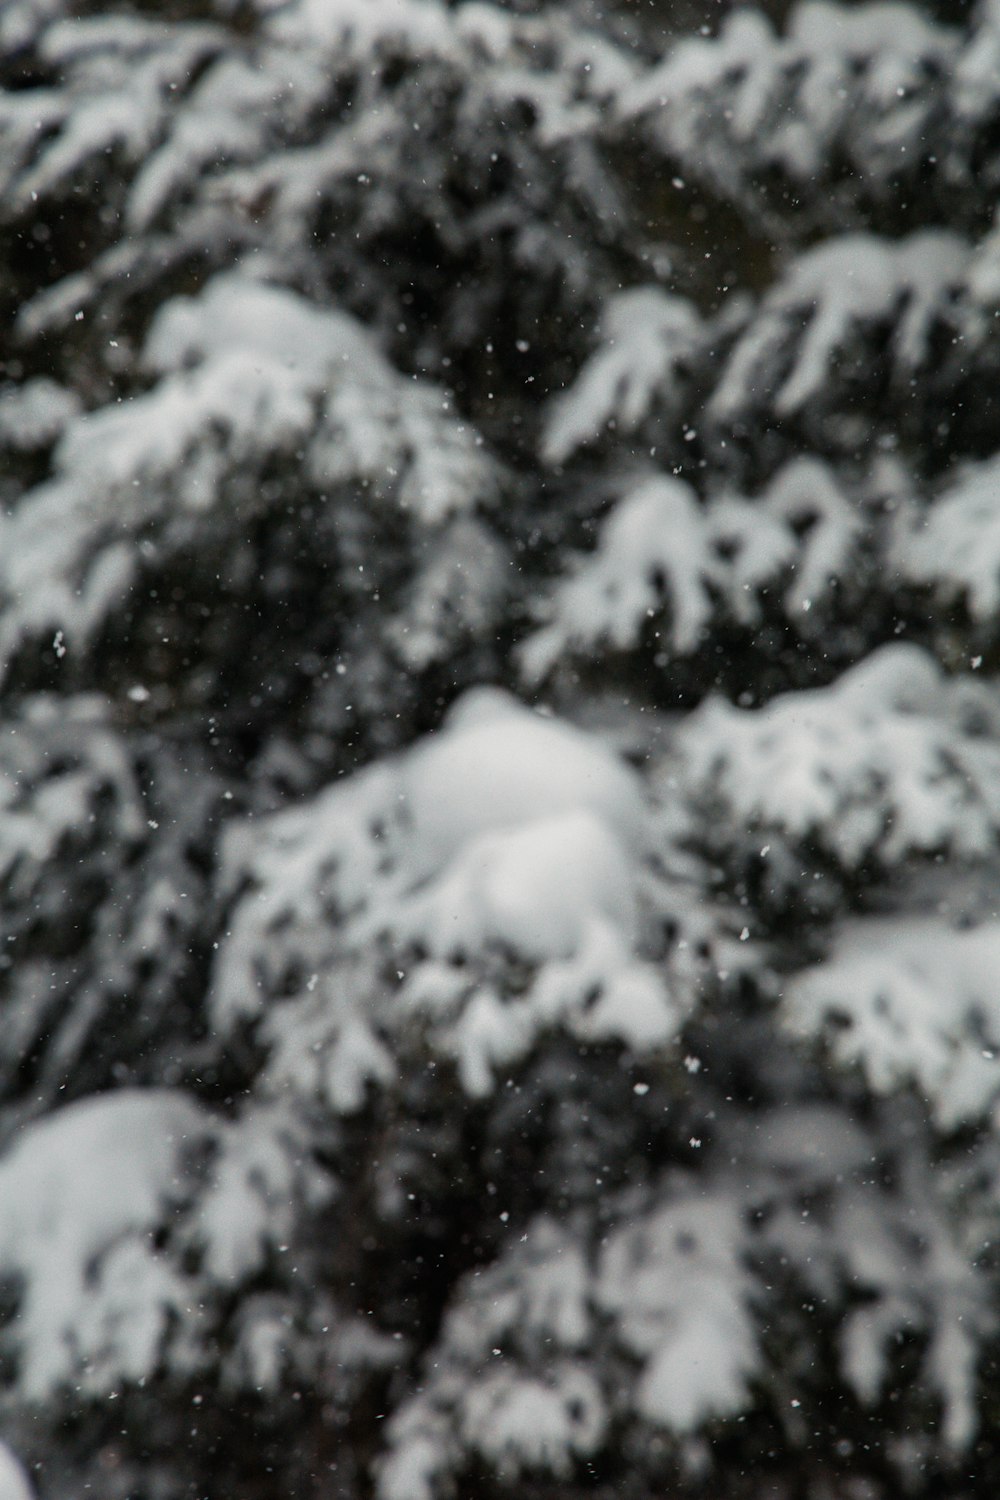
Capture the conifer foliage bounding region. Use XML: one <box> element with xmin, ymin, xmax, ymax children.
<box><xmin>1</xmin><ymin>1</ymin><xmax>1000</xmax><ymax>1497</ymax></box>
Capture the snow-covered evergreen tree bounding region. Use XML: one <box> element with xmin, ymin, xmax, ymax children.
<box><xmin>2</xmin><ymin>1</ymin><xmax>1000</xmax><ymax>1497</ymax></box>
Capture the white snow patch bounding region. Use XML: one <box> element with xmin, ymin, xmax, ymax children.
<box><xmin>788</xmin><ymin>917</ymin><xmax>1000</xmax><ymax>1125</ymax></box>
<box><xmin>711</xmin><ymin>232</ymin><xmax>970</xmax><ymax>419</ymax></box>
<box><xmin>598</xmin><ymin>1193</ymin><xmax>757</xmax><ymax>1431</ymax></box>
<box><xmin>542</xmin><ymin>289</ymin><xmax>703</xmax><ymax>464</ymax></box>
<box><xmin>893</xmin><ymin>453</ymin><xmax>1000</xmax><ymax>621</ymax></box>
<box><xmin>0</xmin><ymin>1089</ymin><xmax>209</xmax><ymax>1396</ymax></box>
<box><xmin>463</xmin><ymin>1366</ymin><xmax>605</xmax><ymax>1475</ymax></box>
<box><xmin>398</xmin><ymin>688</ymin><xmax>646</xmax><ymax>875</ymax></box>
<box><xmin>521</xmin><ymin>459</ymin><xmax>861</xmax><ymax>678</ymax></box>
<box><xmin>212</xmin><ymin>690</ymin><xmax>678</xmax><ymax>1099</ymax></box>
<box><xmin>681</xmin><ymin>644</ymin><xmax>1000</xmax><ymax>869</ymax></box>
<box><xmin>0</xmin><ymin>1446</ymin><xmax>34</xmax><ymax>1500</ymax></box>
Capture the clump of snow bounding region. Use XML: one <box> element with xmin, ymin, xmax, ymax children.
<box><xmin>711</xmin><ymin>232</ymin><xmax>969</xmax><ymax>419</ymax></box>
<box><xmin>598</xmin><ymin>1192</ymin><xmax>757</xmax><ymax>1431</ymax></box>
<box><xmin>788</xmin><ymin>917</ymin><xmax>1000</xmax><ymax>1126</ymax></box>
<box><xmin>391</xmin><ymin>810</ymin><xmax>638</xmax><ymax>962</ymax></box>
<box><xmin>542</xmin><ymin>289</ymin><xmax>704</xmax><ymax>464</ymax></box>
<box><xmin>520</xmin><ymin>460</ymin><xmax>862</xmax><ymax>680</ymax></box>
<box><xmin>0</xmin><ymin>1445</ymin><xmax>34</xmax><ymax>1500</ymax></box>
<box><xmin>143</xmin><ymin>269</ymin><xmax>384</xmax><ymax>385</ymax></box>
<box><xmin>398</xmin><ymin>687</ymin><xmax>646</xmax><ymax>875</ymax></box>
<box><xmin>0</xmin><ymin>380</ymin><xmax>81</xmax><ymax>452</ymax></box>
<box><xmin>0</xmin><ymin>271</ymin><xmax>496</xmax><ymax>680</ymax></box>
<box><xmin>619</xmin><ymin>4</ymin><xmax>958</xmax><ymax>206</ymax></box>
<box><xmin>0</xmin><ymin>1083</ymin><xmax>332</xmax><ymax>1401</ymax></box>
<box><xmin>681</xmin><ymin>643</ymin><xmax>1000</xmax><ymax>872</ymax></box>
<box><xmin>893</xmin><ymin>453</ymin><xmax>1000</xmax><ymax>621</ymax></box>
<box><xmin>212</xmin><ymin>690</ymin><xmax>680</xmax><ymax>1101</ymax></box>
<box><xmin>0</xmin><ymin>1089</ymin><xmax>209</xmax><ymax>1397</ymax></box>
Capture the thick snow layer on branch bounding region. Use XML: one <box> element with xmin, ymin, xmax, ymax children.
<box><xmin>143</xmin><ymin>270</ymin><xmax>385</xmax><ymax>384</ymax></box>
<box><xmin>521</xmin><ymin>459</ymin><xmax>863</xmax><ymax>677</ymax></box>
<box><xmin>0</xmin><ymin>272</ymin><xmax>496</xmax><ymax>678</ymax></box>
<box><xmin>0</xmin><ymin>1447</ymin><xmax>33</xmax><ymax>1500</ymax></box>
<box><xmin>212</xmin><ymin>690</ymin><xmax>679</xmax><ymax>1101</ymax></box>
<box><xmin>598</xmin><ymin>1192</ymin><xmax>757</xmax><ymax>1430</ymax></box>
<box><xmin>542</xmin><ymin>289</ymin><xmax>704</xmax><ymax>464</ymax></box>
<box><xmin>788</xmin><ymin>917</ymin><xmax>1000</xmax><ymax>1126</ymax></box>
<box><xmin>0</xmin><ymin>1085</ymin><xmax>334</xmax><ymax>1405</ymax></box>
<box><xmin>620</xmin><ymin>3</ymin><xmax>960</xmax><ymax>212</ymax></box>
<box><xmin>0</xmin><ymin>1090</ymin><xmax>209</xmax><ymax>1397</ymax></box>
<box><xmin>893</xmin><ymin>454</ymin><xmax>1000</xmax><ymax>622</ymax></box>
<box><xmin>711</xmin><ymin>232</ymin><xmax>969</xmax><ymax>420</ymax></box>
<box><xmin>681</xmin><ymin>644</ymin><xmax>1000</xmax><ymax>871</ymax></box>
